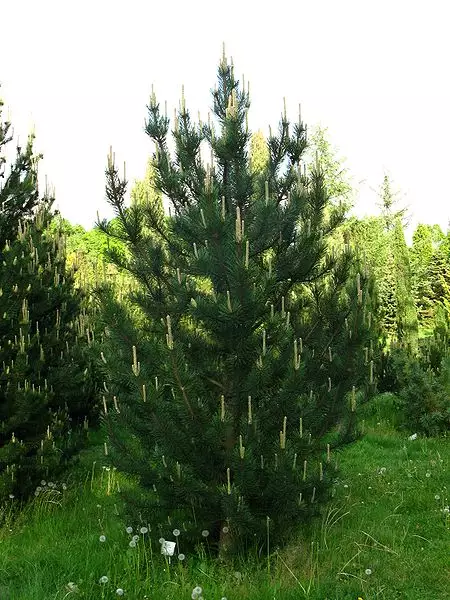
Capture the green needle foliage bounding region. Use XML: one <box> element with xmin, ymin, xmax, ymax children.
<box><xmin>0</xmin><ymin>99</ymin><xmax>99</xmax><ymax>502</ymax></box>
<box><xmin>97</xmin><ymin>52</ymin><xmax>377</xmax><ymax>555</ymax></box>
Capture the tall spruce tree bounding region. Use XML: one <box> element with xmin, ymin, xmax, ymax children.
<box><xmin>0</xmin><ymin>99</ymin><xmax>99</xmax><ymax>501</ymax></box>
<box><xmin>98</xmin><ymin>53</ymin><xmax>376</xmax><ymax>554</ymax></box>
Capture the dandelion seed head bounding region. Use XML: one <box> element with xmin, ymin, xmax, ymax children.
<box><xmin>222</xmin><ymin>526</ymin><xmax>229</xmax><ymax>533</ymax></box>
<box><xmin>116</xmin><ymin>589</ymin><xmax>124</xmax><ymax>596</ymax></box>
<box><xmin>159</xmin><ymin>537</ymin><xmax>165</xmax><ymax>544</ymax></box>
<box><xmin>67</xmin><ymin>582</ymin><xmax>79</xmax><ymax>592</ymax></box>
<box><xmin>365</xmin><ymin>568</ymin><xmax>372</xmax><ymax>576</ymax></box>
<box><xmin>99</xmin><ymin>535</ymin><xmax>106</xmax><ymax>543</ymax></box>
<box><xmin>8</xmin><ymin>494</ymin><xmax>14</xmax><ymax>499</ymax></box>
<box><xmin>173</xmin><ymin>528</ymin><xmax>180</xmax><ymax>537</ymax></box>
<box><xmin>99</xmin><ymin>575</ymin><xmax>109</xmax><ymax>584</ymax></box>
<box><xmin>132</xmin><ymin>535</ymin><xmax>139</xmax><ymax>542</ymax></box>
<box><xmin>126</xmin><ymin>526</ymin><xmax>133</xmax><ymax>534</ymax></box>
<box><xmin>435</xmin><ymin>494</ymin><xmax>440</xmax><ymax>500</ymax></box>
<box><xmin>178</xmin><ymin>553</ymin><xmax>185</xmax><ymax>561</ymax></box>
<box><xmin>140</xmin><ymin>527</ymin><xmax>148</xmax><ymax>534</ymax></box>
<box><xmin>129</xmin><ymin>540</ymin><xmax>136</xmax><ymax>548</ymax></box>
<box><xmin>201</xmin><ymin>529</ymin><xmax>209</xmax><ymax>537</ymax></box>
<box><xmin>41</xmin><ymin>480</ymin><xmax>46</xmax><ymax>486</ymax></box>
<box><xmin>426</xmin><ymin>471</ymin><xmax>431</xmax><ymax>478</ymax></box>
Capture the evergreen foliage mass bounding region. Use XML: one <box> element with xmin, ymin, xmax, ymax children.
<box><xmin>0</xmin><ymin>100</ymin><xmax>99</xmax><ymax>502</ymax></box>
<box><xmin>97</xmin><ymin>54</ymin><xmax>378</xmax><ymax>554</ymax></box>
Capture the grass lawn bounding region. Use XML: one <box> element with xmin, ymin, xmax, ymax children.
<box><xmin>0</xmin><ymin>416</ymin><xmax>448</xmax><ymax>600</ymax></box>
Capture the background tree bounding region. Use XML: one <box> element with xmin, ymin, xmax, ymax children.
<box><xmin>391</xmin><ymin>218</ymin><xmax>418</xmax><ymax>351</ymax></box>
<box><xmin>0</xmin><ymin>93</ymin><xmax>40</xmax><ymax>248</ymax></box>
<box><xmin>410</xmin><ymin>224</ymin><xmax>436</xmax><ymax>331</ymax></box>
<box><xmin>377</xmin><ymin>174</ymin><xmax>408</xmax><ymax>230</ymax></box>
<box><xmin>0</xmin><ymin>101</ymin><xmax>99</xmax><ymax>501</ymax></box>
<box><xmin>97</xmin><ymin>53</ymin><xmax>377</xmax><ymax>555</ymax></box>
<box><xmin>345</xmin><ymin>175</ymin><xmax>417</xmax><ymax>351</ymax></box>
<box><xmin>305</xmin><ymin>126</ymin><xmax>353</xmax><ymax>209</ymax></box>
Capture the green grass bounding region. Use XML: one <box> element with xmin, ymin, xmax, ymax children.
<box><xmin>0</xmin><ymin>417</ymin><xmax>448</xmax><ymax>600</ymax></box>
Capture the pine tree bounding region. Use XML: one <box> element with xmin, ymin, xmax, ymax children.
<box><xmin>0</xmin><ymin>100</ymin><xmax>99</xmax><ymax>501</ymax></box>
<box><xmin>98</xmin><ymin>52</ymin><xmax>376</xmax><ymax>554</ymax></box>
<box><xmin>0</xmin><ymin>94</ymin><xmax>40</xmax><ymax>248</ymax></box>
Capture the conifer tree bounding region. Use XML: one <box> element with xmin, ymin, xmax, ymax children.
<box><xmin>98</xmin><ymin>53</ymin><xmax>377</xmax><ymax>554</ymax></box>
<box><xmin>0</xmin><ymin>99</ymin><xmax>99</xmax><ymax>501</ymax></box>
<box><xmin>305</xmin><ymin>126</ymin><xmax>353</xmax><ymax>209</ymax></box>
<box><xmin>392</xmin><ymin>219</ymin><xmax>418</xmax><ymax>351</ymax></box>
<box><xmin>346</xmin><ymin>176</ymin><xmax>418</xmax><ymax>351</ymax></box>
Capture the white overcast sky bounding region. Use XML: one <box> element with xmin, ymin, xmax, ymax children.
<box><xmin>2</xmin><ymin>0</ymin><xmax>449</xmax><ymax>235</ymax></box>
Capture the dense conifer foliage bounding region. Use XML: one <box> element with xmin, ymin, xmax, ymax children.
<box><xmin>97</xmin><ymin>54</ymin><xmax>378</xmax><ymax>554</ymax></box>
<box><xmin>0</xmin><ymin>99</ymin><xmax>99</xmax><ymax>501</ymax></box>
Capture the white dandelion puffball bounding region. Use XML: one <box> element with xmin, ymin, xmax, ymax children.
<box><xmin>173</xmin><ymin>528</ymin><xmax>180</xmax><ymax>537</ymax></box>
<box><xmin>222</xmin><ymin>526</ymin><xmax>229</xmax><ymax>533</ymax></box>
<box><xmin>435</xmin><ymin>494</ymin><xmax>440</xmax><ymax>500</ymax></box>
<box><xmin>408</xmin><ymin>433</ymin><xmax>418</xmax><ymax>441</ymax></box>
<box><xmin>201</xmin><ymin>529</ymin><xmax>209</xmax><ymax>538</ymax></box>
<box><xmin>126</xmin><ymin>526</ymin><xmax>133</xmax><ymax>534</ymax></box>
<box><xmin>129</xmin><ymin>540</ymin><xmax>136</xmax><ymax>548</ymax></box>
<box><xmin>161</xmin><ymin>540</ymin><xmax>176</xmax><ymax>556</ymax></box>
<box><xmin>41</xmin><ymin>480</ymin><xmax>46</xmax><ymax>486</ymax></box>
<box><xmin>99</xmin><ymin>535</ymin><xmax>106</xmax><ymax>542</ymax></box>
<box><xmin>62</xmin><ymin>483</ymin><xmax>67</xmax><ymax>490</ymax></box>
<box><xmin>9</xmin><ymin>494</ymin><xmax>14</xmax><ymax>499</ymax></box>
<box><xmin>178</xmin><ymin>553</ymin><xmax>185</xmax><ymax>561</ymax></box>
<box><xmin>132</xmin><ymin>535</ymin><xmax>139</xmax><ymax>542</ymax></box>
<box><xmin>140</xmin><ymin>526</ymin><xmax>148</xmax><ymax>534</ymax></box>
<box><xmin>158</xmin><ymin>537</ymin><xmax>165</xmax><ymax>544</ymax></box>
<box><xmin>426</xmin><ymin>471</ymin><xmax>431</xmax><ymax>478</ymax></box>
<box><xmin>365</xmin><ymin>568</ymin><xmax>372</xmax><ymax>576</ymax></box>
<box><xmin>99</xmin><ymin>575</ymin><xmax>109</xmax><ymax>584</ymax></box>
<box><xmin>192</xmin><ymin>586</ymin><xmax>202</xmax><ymax>598</ymax></box>
<box><xmin>116</xmin><ymin>589</ymin><xmax>124</xmax><ymax>596</ymax></box>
